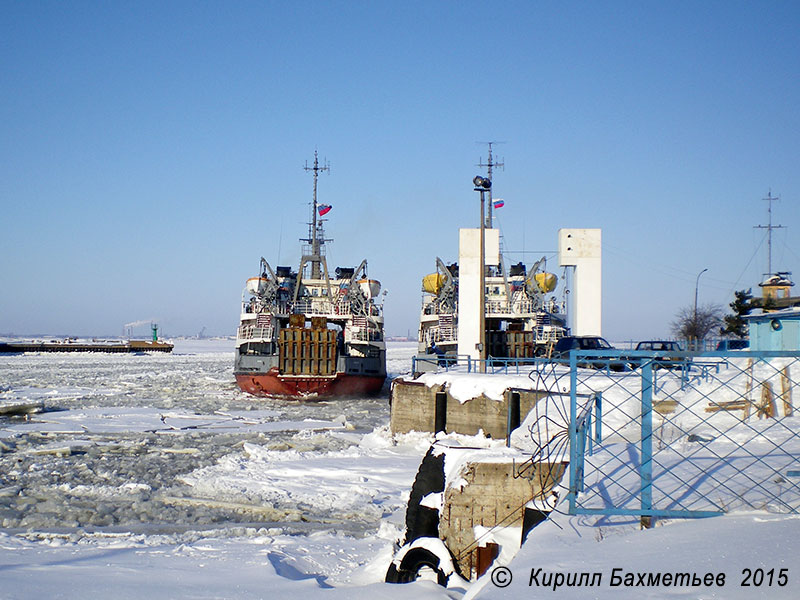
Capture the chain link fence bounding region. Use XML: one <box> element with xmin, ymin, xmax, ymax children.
<box><xmin>565</xmin><ymin>350</ymin><xmax>800</xmax><ymax>519</ymax></box>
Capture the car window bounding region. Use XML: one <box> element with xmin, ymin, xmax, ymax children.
<box><xmin>596</xmin><ymin>338</ymin><xmax>613</xmax><ymax>349</ymax></box>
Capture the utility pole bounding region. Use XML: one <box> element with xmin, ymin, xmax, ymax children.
<box><xmin>478</xmin><ymin>142</ymin><xmax>504</xmax><ymax>228</ymax></box>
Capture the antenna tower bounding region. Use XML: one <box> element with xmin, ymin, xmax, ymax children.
<box><xmin>302</xmin><ymin>150</ymin><xmax>331</xmax><ymax>279</ymax></box>
<box><xmin>478</xmin><ymin>141</ymin><xmax>504</xmax><ymax>228</ymax></box>
<box><xmin>754</xmin><ymin>190</ymin><xmax>785</xmax><ymax>278</ymax></box>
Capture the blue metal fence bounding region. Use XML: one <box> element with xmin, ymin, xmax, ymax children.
<box><xmin>567</xmin><ymin>350</ymin><xmax>800</xmax><ymax>519</ymax></box>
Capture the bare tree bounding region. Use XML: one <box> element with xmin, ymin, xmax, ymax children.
<box><xmin>671</xmin><ymin>303</ymin><xmax>724</xmax><ymax>345</ymax></box>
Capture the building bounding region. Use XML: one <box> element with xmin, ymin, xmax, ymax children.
<box><xmin>745</xmin><ymin>308</ymin><xmax>800</xmax><ymax>351</ymax></box>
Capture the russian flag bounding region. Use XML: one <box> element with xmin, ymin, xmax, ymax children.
<box><xmin>318</xmin><ymin>204</ymin><xmax>332</xmax><ymax>216</ymax></box>
<box><xmin>493</xmin><ymin>199</ymin><xmax>505</xmax><ymax>209</ymax></box>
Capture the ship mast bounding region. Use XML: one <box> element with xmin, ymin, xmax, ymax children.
<box><xmin>478</xmin><ymin>141</ymin><xmax>504</xmax><ymax>228</ymax></box>
<box><xmin>302</xmin><ymin>150</ymin><xmax>331</xmax><ymax>279</ymax></box>
<box><xmin>754</xmin><ymin>190</ymin><xmax>785</xmax><ymax>278</ymax></box>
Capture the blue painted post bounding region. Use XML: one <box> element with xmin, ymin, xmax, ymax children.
<box><xmin>586</xmin><ymin>412</ymin><xmax>593</xmax><ymax>456</ymax></box>
<box><xmin>577</xmin><ymin>418</ymin><xmax>586</xmax><ymax>492</ymax></box>
<box><xmin>641</xmin><ymin>361</ymin><xmax>654</xmax><ymax>517</ymax></box>
<box><xmin>594</xmin><ymin>392</ymin><xmax>602</xmax><ymax>445</ymax></box>
<box><xmin>568</xmin><ymin>350</ymin><xmax>579</xmax><ymax>514</ymax></box>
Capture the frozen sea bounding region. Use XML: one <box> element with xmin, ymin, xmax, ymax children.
<box><xmin>1</xmin><ymin>340</ymin><xmax>799</xmax><ymax>599</ymax></box>
<box><xmin>0</xmin><ymin>339</ymin><xmax>422</xmax><ymax>534</ymax></box>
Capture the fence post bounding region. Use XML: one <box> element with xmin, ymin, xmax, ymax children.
<box><xmin>641</xmin><ymin>360</ymin><xmax>654</xmax><ymax>525</ymax></box>
<box><xmin>594</xmin><ymin>392</ymin><xmax>602</xmax><ymax>445</ymax></box>
<box><xmin>586</xmin><ymin>412</ymin><xmax>593</xmax><ymax>456</ymax></box>
<box><xmin>568</xmin><ymin>350</ymin><xmax>579</xmax><ymax>514</ymax></box>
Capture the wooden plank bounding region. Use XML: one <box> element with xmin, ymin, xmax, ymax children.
<box><xmin>782</xmin><ymin>365</ymin><xmax>793</xmax><ymax>417</ymax></box>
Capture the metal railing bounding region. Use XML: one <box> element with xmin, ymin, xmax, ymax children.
<box><xmin>237</xmin><ymin>325</ymin><xmax>274</xmax><ymax>341</ymax></box>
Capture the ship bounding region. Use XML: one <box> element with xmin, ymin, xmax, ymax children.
<box><xmin>0</xmin><ymin>324</ymin><xmax>173</xmax><ymax>354</ymax></box>
<box><xmin>417</xmin><ymin>147</ymin><xmax>568</xmax><ymax>362</ymax></box>
<box><xmin>233</xmin><ymin>152</ymin><xmax>387</xmax><ymax>399</ymax></box>
<box><xmin>418</xmin><ymin>256</ymin><xmax>568</xmax><ymax>360</ymax></box>
<box><xmin>0</xmin><ymin>339</ymin><xmax>173</xmax><ymax>354</ymax></box>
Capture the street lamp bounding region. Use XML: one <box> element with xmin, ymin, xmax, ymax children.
<box><xmin>693</xmin><ymin>268</ymin><xmax>708</xmax><ymax>349</ymax></box>
<box><xmin>694</xmin><ymin>268</ymin><xmax>708</xmax><ymax>319</ymax></box>
<box><xmin>473</xmin><ymin>176</ymin><xmax>491</xmax><ymax>372</ymax></box>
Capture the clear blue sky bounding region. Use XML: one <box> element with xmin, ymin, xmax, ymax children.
<box><xmin>2</xmin><ymin>1</ymin><xmax>799</xmax><ymax>339</ymax></box>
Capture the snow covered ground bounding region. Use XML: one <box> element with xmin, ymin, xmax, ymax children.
<box><xmin>1</xmin><ymin>341</ymin><xmax>799</xmax><ymax>599</ymax></box>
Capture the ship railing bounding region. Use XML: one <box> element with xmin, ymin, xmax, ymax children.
<box><xmin>422</xmin><ymin>301</ymin><xmax>458</xmax><ymax>317</ymax></box>
<box><xmin>532</xmin><ymin>326</ymin><xmax>565</xmax><ymax>343</ymax></box>
<box><xmin>485</xmin><ymin>299</ymin><xmax>531</xmax><ymax>315</ymax></box>
<box><xmin>290</xmin><ymin>298</ymin><xmax>379</xmax><ymax>318</ymax></box>
<box><xmin>484</xmin><ymin>298</ymin><xmax>566</xmax><ymax>316</ymax></box>
<box><xmin>422</xmin><ymin>327</ymin><xmax>457</xmax><ymax>345</ymax></box>
<box><xmin>348</xmin><ymin>328</ymin><xmax>384</xmax><ymax>343</ymax></box>
<box><xmin>292</xmin><ymin>299</ymin><xmax>337</xmax><ymax>316</ymax></box>
<box><xmin>237</xmin><ymin>325</ymin><xmax>274</xmax><ymax>341</ymax></box>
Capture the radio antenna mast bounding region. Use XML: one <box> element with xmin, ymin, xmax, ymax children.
<box><xmin>478</xmin><ymin>141</ymin><xmax>504</xmax><ymax>228</ymax></box>
<box><xmin>302</xmin><ymin>149</ymin><xmax>331</xmax><ymax>279</ymax></box>
<box><xmin>754</xmin><ymin>190</ymin><xmax>785</xmax><ymax>278</ymax></box>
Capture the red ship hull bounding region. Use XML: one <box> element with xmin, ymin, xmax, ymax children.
<box><xmin>235</xmin><ymin>367</ymin><xmax>385</xmax><ymax>400</ymax></box>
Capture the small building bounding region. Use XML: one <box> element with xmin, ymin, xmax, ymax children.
<box><xmin>746</xmin><ymin>308</ymin><xmax>800</xmax><ymax>351</ymax></box>
<box><xmin>758</xmin><ymin>272</ymin><xmax>800</xmax><ymax>311</ymax></box>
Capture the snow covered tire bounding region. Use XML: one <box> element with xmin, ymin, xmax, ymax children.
<box><xmin>385</xmin><ymin>538</ymin><xmax>458</xmax><ymax>587</ymax></box>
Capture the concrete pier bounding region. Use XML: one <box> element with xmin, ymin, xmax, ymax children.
<box><xmin>390</xmin><ymin>377</ymin><xmax>546</xmax><ymax>439</ymax></box>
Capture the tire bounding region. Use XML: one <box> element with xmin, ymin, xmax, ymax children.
<box><xmin>385</xmin><ymin>538</ymin><xmax>457</xmax><ymax>586</ymax></box>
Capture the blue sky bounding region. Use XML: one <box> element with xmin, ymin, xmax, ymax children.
<box><xmin>2</xmin><ymin>1</ymin><xmax>799</xmax><ymax>339</ymax></box>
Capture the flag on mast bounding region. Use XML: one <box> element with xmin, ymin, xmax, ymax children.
<box><xmin>493</xmin><ymin>199</ymin><xmax>505</xmax><ymax>209</ymax></box>
<box><xmin>318</xmin><ymin>204</ymin><xmax>332</xmax><ymax>216</ymax></box>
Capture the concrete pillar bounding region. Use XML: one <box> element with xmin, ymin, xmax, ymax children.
<box><xmin>457</xmin><ymin>228</ymin><xmax>500</xmax><ymax>360</ymax></box>
<box><xmin>558</xmin><ymin>228</ymin><xmax>602</xmax><ymax>336</ymax></box>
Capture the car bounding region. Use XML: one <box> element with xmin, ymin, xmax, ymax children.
<box><xmin>635</xmin><ymin>340</ymin><xmax>683</xmax><ymax>352</ymax></box>
<box><xmin>633</xmin><ymin>340</ymin><xmax>686</xmax><ymax>369</ymax></box>
<box><xmin>552</xmin><ymin>336</ymin><xmax>629</xmax><ymax>371</ymax></box>
<box><xmin>715</xmin><ymin>339</ymin><xmax>749</xmax><ymax>351</ymax></box>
